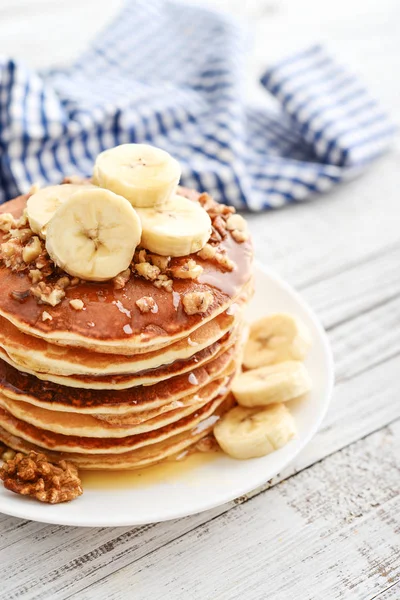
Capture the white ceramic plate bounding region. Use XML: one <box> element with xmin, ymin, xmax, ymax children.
<box><xmin>0</xmin><ymin>264</ymin><xmax>334</xmax><ymax>527</ymax></box>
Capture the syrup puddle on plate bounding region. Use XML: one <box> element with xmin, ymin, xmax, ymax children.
<box><xmin>81</xmin><ymin>451</ymin><xmax>221</xmax><ymax>490</ymax></box>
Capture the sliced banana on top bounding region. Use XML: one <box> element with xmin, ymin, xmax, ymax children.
<box><xmin>46</xmin><ymin>188</ymin><xmax>142</xmax><ymax>282</ymax></box>
<box><xmin>214</xmin><ymin>403</ymin><xmax>296</xmax><ymax>460</ymax></box>
<box><xmin>243</xmin><ymin>313</ymin><xmax>312</xmax><ymax>370</ymax></box>
<box><xmin>26</xmin><ymin>184</ymin><xmax>95</xmax><ymax>239</ymax></box>
<box><xmin>137</xmin><ymin>195</ymin><xmax>212</xmax><ymax>257</ymax></box>
<box><xmin>93</xmin><ymin>144</ymin><xmax>181</xmax><ymax>208</ymax></box>
<box><xmin>232</xmin><ymin>361</ymin><xmax>312</xmax><ymax>407</ymax></box>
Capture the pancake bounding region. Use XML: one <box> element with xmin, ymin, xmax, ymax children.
<box><xmin>0</xmin><ymin>395</ymin><xmax>235</xmax><ymax>469</ymax></box>
<box><xmin>0</xmin><ymin>188</ymin><xmax>253</xmax><ymax>354</ymax></box>
<box><xmin>0</xmin><ymin>367</ymin><xmax>234</xmax><ymax>438</ymax></box>
<box><xmin>0</xmin><ymin>309</ymin><xmax>240</xmax><ymax>376</ymax></box>
<box><xmin>0</xmin><ymin>389</ymin><xmax>230</xmax><ymax>454</ymax></box>
<box><xmin>0</xmin><ymin>344</ymin><xmax>236</xmax><ymax>414</ymax></box>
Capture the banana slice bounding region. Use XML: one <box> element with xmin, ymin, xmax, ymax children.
<box><xmin>46</xmin><ymin>188</ymin><xmax>142</xmax><ymax>282</ymax></box>
<box><xmin>26</xmin><ymin>184</ymin><xmax>95</xmax><ymax>238</ymax></box>
<box><xmin>232</xmin><ymin>361</ymin><xmax>312</xmax><ymax>407</ymax></box>
<box><xmin>214</xmin><ymin>403</ymin><xmax>296</xmax><ymax>460</ymax></box>
<box><xmin>137</xmin><ymin>195</ymin><xmax>212</xmax><ymax>257</ymax></box>
<box><xmin>243</xmin><ymin>313</ymin><xmax>312</xmax><ymax>370</ymax></box>
<box><xmin>93</xmin><ymin>144</ymin><xmax>181</xmax><ymax>208</ymax></box>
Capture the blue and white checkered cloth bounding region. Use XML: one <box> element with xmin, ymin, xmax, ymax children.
<box><xmin>0</xmin><ymin>0</ymin><xmax>395</xmax><ymax>210</ymax></box>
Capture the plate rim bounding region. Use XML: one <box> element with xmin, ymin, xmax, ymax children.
<box><xmin>0</xmin><ymin>262</ymin><xmax>334</xmax><ymax>527</ymax></box>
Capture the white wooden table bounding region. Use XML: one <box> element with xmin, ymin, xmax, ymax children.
<box><xmin>1</xmin><ymin>1</ymin><xmax>399</xmax><ymax>598</ymax></box>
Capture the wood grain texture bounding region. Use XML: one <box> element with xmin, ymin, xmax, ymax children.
<box><xmin>0</xmin><ymin>0</ymin><xmax>399</xmax><ymax>598</ymax></box>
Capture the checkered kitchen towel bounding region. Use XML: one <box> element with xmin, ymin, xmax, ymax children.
<box><xmin>0</xmin><ymin>0</ymin><xmax>395</xmax><ymax>210</ymax></box>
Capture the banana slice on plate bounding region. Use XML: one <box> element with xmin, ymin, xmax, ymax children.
<box><xmin>243</xmin><ymin>313</ymin><xmax>311</xmax><ymax>370</ymax></box>
<box><xmin>137</xmin><ymin>195</ymin><xmax>212</xmax><ymax>257</ymax></box>
<box><xmin>93</xmin><ymin>144</ymin><xmax>181</xmax><ymax>208</ymax></box>
<box><xmin>214</xmin><ymin>403</ymin><xmax>296</xmax><ymax>460</ymax></box>
<box><xmin>232</xmin><ymin>361</ymin><xmax>312</xmax><ymax>407</ymax></box>
<box><xmin>26</xmin><ymin>184</ymin><xmax>95</xmax><ymax>239</ymax></box>
<box><xmin>46</xmin><ymin>188</ymin><xmax>142</xmax><ymax>282</ymax></box>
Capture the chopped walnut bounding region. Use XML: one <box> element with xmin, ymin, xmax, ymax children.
<box><xmin>137</xmin><ymin>249</ymin><xmax>148</xmax><ymax>263</ymax></box>
<box><xmin>70</xmin><ymin>277</ymin><xmax>80</xmax><ymax>286</ymax></box>
<box><xmin>197</xmin><ymin>243</ymin><xmax>217</xmax><ymax>261</ymax></box>
<box><xmin>113</xmin><ymin>268</ymin><xmax>131</xmax><ymax>290</ymax></box>
<box><xmin>0</xmin><ymin>213</ymin><xmax>16</xmax><ymax>233</ymax></box>
<box><xmin>149</xmin><ymin>254</ymin><xmax>170</xmax><ymax>271</ymax></box>
<box><xmin>231</xmin><ymin>229</ymin><xmax>248</xmax><ymax>243</ymax></box>
<box><xmin>0</xmin><ymin>451</ymin><xmax>83</xmax><ymax>504</ymax></box>
<box><xmin>226</xmin><ymin>214</ymin><xmax>249</xmax><ymax>243</ymax></box>
<box><xmin>56</xmin><ymin>276</ymin><xmax>71</xmax><ymax>290</ymax></box>
<box><xmin>22</xmin><ymin>236</ymin><xmax>42</xmax><ymax>264</ymax></box>
<box><xmin>42</xmin><ymin>311</ymin><xmax>53</xmax><ymax>322</ymax></box>
<box><xmin>0</xmin><ymin>239</ymin><xmax>24</xmax><ymax>271</ymax></box>
<box><xmin>170</xmin><ymin>259</ymin><xmax>203</xmax><ymax>280</ymax></box>
<box><xmin>28</xmin><ymin>268</ymin><xmax>43</xmax><ymax>284</ymax></box>
<box><xmin>10</xmin><ymin>227</ymin><xmax>33</xmax><ymax>243</ymax></box>
<box><xmin>136</xmin><ymin>296</ymin><xmax>159</xmax><ymax>313</ymax></box>
<box><xmin>30</xmin><ymin>282</ymin><xmax>65</xmax><ymax>307</ymax></box>
<box><xmin>183</xmin><ymin>291</ymin><xmax>214</xmax><ymax>315</ymax></box>
<box><xmin>16</xmin><ymin>211</ymin><xmax>29</xmax><ymax>229</ymax></box>
<box><xmin>2</xmin><ymin>449</ymin><xmax>16</xmax><ymax>462</ymax></box>
<box><xmin>215</xmin><ymin>251</ymin><xmax>235</xmax><ymax>272</ymax></box>
<box><xmin>153</xmin><ymin>274</ymin><xmax>173</xmax><ymax>292</ymax></box>
<box><xmin>70</xmin><ymin>299</ymin><xmax>84</xmax><ymax>311</ymax></box>
<box><xmin>213</xmin><ymin>215</ymin><xmax>227</xmax><ymax>238</ymax></box>
<box><xmin>135</xmin><ymin>262</ymin><xmax>160</xmax><ymax>281</ymax></box>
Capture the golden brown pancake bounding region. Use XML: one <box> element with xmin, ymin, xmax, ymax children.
<box><xmin>0</xmin><ymin>189</ymin><xmax>253</xmax><ymax>354</ymax></box>
<box><xmin>0</xmin><ymin>368</ymin><xmax>234</xmax><ymax>438</ymax></box>
<box><xmin>0</xmin><ymin>309</ymin><xmax>238</xmax><ymax>376</ymax></box>
<box><xmin>0</xmin><ymin>395</ymin><xmax>235</xmax><ymax>469</ymax></box>
<box><xmin>0</xmin><ymin>389</ymin><xmax>231</xmax><ymax>454</ymax></box>
<box><xmin>0</xmin><ymin>344</ymin><xmax>236</xmax><ymax>414</ymax></box>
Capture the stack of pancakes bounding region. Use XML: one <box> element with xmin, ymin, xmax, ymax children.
<box><xmin>0</xmin><ymin>189</ymin><xmax>253</xmax><ymax>469</ymax></box>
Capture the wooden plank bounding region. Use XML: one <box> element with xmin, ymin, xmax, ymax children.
<box><xmin>70</xmin><ymin>421</ymin><xmax>400</xmax><ymax>600</ymax></box>
<box><xmin>0</xmin><ymin>356</ymin><xmax>398</xmax><ymax>599</ymax></box>
<box><xmin>371</xmin><ymin>582</ymin><xmax>400</xmax><ymax>599</ymax></box>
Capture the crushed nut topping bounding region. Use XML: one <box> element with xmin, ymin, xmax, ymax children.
<box><xmin>0</xmin><ymin>451</ymin><xmax>83</xmax><ymax>504</ymax></box>
<box><xmin>197</xmin><ymin>243</ymin><xmax>217</xmax><ymax>261</ymax></box>
<box><xmin>153</xmin><ymin>274</ymin><xmax>173</xmax><ymax>292</ymax></box>
<box><xmin>135</xmin><ymin>262</ymin><xmax>160</xmax><ymax>281</ymax></box>
<box><xmin>69</xmin><ymin>299</ymin><xmax>84</xmax><ymax>311</ymax></box>
<box><xmin>56</xmin><ymin>276</ymin><xmax>71</xmax><ymax>290</ymax></box>
<box><xmin>0</xmin><ymin>213</ymin><xmax>16</xmax><ymax>233</ymax></box>
<box><xmin>42</xmin><ymin>311</ymin><xmax>53</xmax><ymax>321</ymax></box>
<box><xmin>0</xmin><ymin>239</ymin><xmax>24</xmax><ymax>271</ymax></box>
<box><xmin>22</xmin><ymin>236</ymin><xmax>42</xmax><ymax>264</ymax></box>
<box><xmin>149</xmin><ymin>254</ymin><xmax>170</xmax><ymax>271</ymax></box>
<box><xmin>28</xmin><ymin>268</ymin><xmax>43</xmax><ymax>284</ymax></box>
<box><xmin>170</xmin><ymin>259</ymin><xmax>203</xmax><ymax>280</ymax></box>
<box><xmin>113</xmin><ymin>268</ymin><xmax>131</xmax><ymax>290</ymax></box>
<box><xmin>30</xmin><ymin>282</ymin><xmax>65</xmax><ymax>307</ymax></box>
<box><xmin>136</xmin><ymin>296</ymin><xmax>159</xmax><ymax>314</ymax></box>
<box><xmin>226</xmin><ymin>214</ymin><xmax>249</xmax><ymax>243</ymax></box>
<box><xmin>183</xmin><ymin>291</ymin><xmax>214</xmax><ymax>315</ymax></box>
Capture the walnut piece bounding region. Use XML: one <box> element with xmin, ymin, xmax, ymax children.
<box><xmin>149</xmin><ymin>254</ymin><xmax>170</xmax><ymax>271</ymax></box>
<box><xmin>22</xmin><ymin>236</ymin><xmax>42</xmax><ymax>264</ymax></box>
<box><xmin>195</xmin><ymin>435</ymin><xmax>220</xmax><ymax>453</ymax></box>
<box><xmin>135</xmin><ymin>262</ymin><xmax>160</xmax><ymax>281</ymax></box>
<box><xmin>0</xmin><ymin>239</ymin><xmax>25</xmax><ymax>271</ymax></box>
<box><xmin>113</xmin><ymin>268</ymin><xmax>131</xmax><ymax>290</ymax></box>
<box><xmin>197</xmin><ymin>243</ymin><xmax>217</xmax><ymax>261</ymax></box>
<box><xmin>0</xmin><ymin>451</ymin><xmax>83</xmax><ymax>504</ymax></box>
<box><xmin>0</xmin><ymin>213</ymin><xmax>16</xmax><ymax>233</ymax></box>
<box><xmin>153</xmin><ymin>274</ymin><xmax>173</xmax><ymax>292</ymax></box>
<box><xmin>70</xmin><ymin>299</ymin><xmax>84</xmax><ymax>311</ymax></box>
<box><xmin>30</xmin><ymin>282</ymin><xmax>65</xmax><ymax>307</ymax></box>
<box><xmin>136</xmin><ymin>296</ymin><xmax>159</xmax><ymax>314</ymax></box>
<box><xmin>226</xmin><ymin>214</ymin><xmax>249</xmax><ymax>243</ymax></box>
<box><xmin>42</xmin><ymin>311</ymin><xmax>53</xmax><ymax>322</ymax></box>
<box><xmin>170</xmin><ymin>259</ymin><xmax>203</xmax><ymax>280</ymax></box>
<box><xmin>29</xmin><ymin>268</ymin><xmax>43</xmax><ymax>284</ymax></box>
<box><xmin>183</xmin><ymin>291</ymin><xmax>214</xmax><ymax>315</ymax></box>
